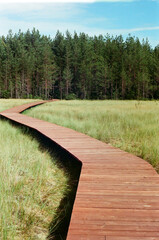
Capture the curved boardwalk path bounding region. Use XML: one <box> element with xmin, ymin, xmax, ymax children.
<box><xmin>1</xmin><ymin>101</ymin><xmax>159</xmax><ymax>240</ymax></box>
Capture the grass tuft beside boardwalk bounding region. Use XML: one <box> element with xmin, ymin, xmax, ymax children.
<box><xmin>25</xmin><ymin>100</ymin><xmax>159</xmax><ymax>172</ymax></box>
<box><xmin>0</xmin><ymin>100</ymin><xmax>68</xmax><ymax>240</ymax></box>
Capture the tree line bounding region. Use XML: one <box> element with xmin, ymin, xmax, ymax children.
<box><xmin>0</xmin><ymin>28</ymin><xmax>159</xmax><ymax>100</ymax></box>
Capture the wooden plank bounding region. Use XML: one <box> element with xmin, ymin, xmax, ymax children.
<box><xmin>68</xmin><ymin>229</ymin><xmax>159</xmax><ymax>237</ymax></box>
<box><xmin>81</xmin><ymin>168</ymin><xmax>157</xmax><ymax>176</ymax></box>
<box><xmin>69</xmin><ymin>221</ymin><xmax>159</xmax><ymax>232</ymax></box>
<box><xmin>79</xmin><ymin>175</ymin><xmax>159</xmax><ymax>184</ymax></box>
<box><xmin>70</xmin><ymin>207</ymin><xmax>159</xmax><ymax>222</ymax></box>
<box><xmin>107</xmin><ymin>237</ymin><xmax>159</xmax><ymax>240</ymax></box>
<box><xmin>76</xmin><ymin>182</ymin><xmax>159</xmax><ymax>191</ymax></box>
<box><xmin>74</xmin><ymin>195</ymin><xmax>159</xmax><ymax>210</ymax></box>
<box><xmin>67</xmin><ymin>234</ymin><xmax>106</xmax><ymax>240</ymax></box>
<box><xmin>75</xmin><ymin>189</ymin><xmax>159</xmax><ymax>196</ymax></box>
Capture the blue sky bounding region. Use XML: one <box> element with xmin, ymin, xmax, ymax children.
<box><xmin>0</xmin><ymin>0</ymin><xmax>158</xmax><ymax>48</ymax></box>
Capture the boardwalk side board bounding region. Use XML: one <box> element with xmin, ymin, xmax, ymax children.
<box><xmin>0</xmin><ymin>101</ymin><xmax>159</xmax><ymax>240</ymax></box>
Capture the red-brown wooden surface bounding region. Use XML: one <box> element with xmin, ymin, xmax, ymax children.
<box><xmin>1</xmin><ymin>101</ymin><xmax>159</xmax><ymax>240</ymax></box>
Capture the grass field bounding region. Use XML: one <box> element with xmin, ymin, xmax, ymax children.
<box><xmin>25</xmin><ymin>100</ymin><xmax>159</xmax><ymax>172</ymax></box>
<box><xmin>0</xmin><ymin>100</ymin><xmax>68</xmax><ymax>240</ymax></box>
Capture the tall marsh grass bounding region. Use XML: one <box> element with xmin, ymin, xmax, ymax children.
<box><xmin>0</xmin><ymin>100</ymin><xmax>68</xmax><ymax>239</ymax></box>
<box><xmin>25</xmin><ymin>100</ymin><xmax>159</xmax><ymax>172</ymax></box>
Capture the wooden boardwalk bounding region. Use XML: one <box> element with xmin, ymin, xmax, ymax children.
<box><xmin>1</xmin><ymin>101</ymin><xmax>159</xmax><ymax>240</ymax></box>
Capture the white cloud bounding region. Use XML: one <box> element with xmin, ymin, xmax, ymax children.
<box><xmin>0</xmin><ymin>14</ymin><xmax>158</xmax><ymax>39</ymax></box>
<box><xmin>0</xmin><ymin>3</ymin><xmax>82</xmax><ymax>19</ymax></box>
<box><xmin>0</xmin><ymin>0</ymin><xmax>136</xmax><ymax>2</ymax></box>
<box><xmin>128</xmin><ymin>26</ymin><xmax>159</xmax><ymax>32</ymax></box>
<box><xmin>95</xmin><ymin>0</ymin><xmax>135</xmax><ymax>1</ymax></box>
<box><xmin>0</xmin><ymin>24</ymin><xmax>158</xmax><ymax>48</ymax></box>
<box><xmin>69</xmin><ymin>25</ymin><xmax>159</xmax><ymax>36</ymax></box>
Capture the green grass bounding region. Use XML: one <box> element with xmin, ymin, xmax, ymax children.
<box><xmin>25</xmin><ymin>100</ymin><xmax>159</xmax><ymax>172</ymax></box>
<box><xmin>0</xmin><ymin>100</ymin><xmax>69</xmax><ymax>239</ymax></box>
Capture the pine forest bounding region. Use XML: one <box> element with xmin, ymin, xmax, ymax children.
<box><xmin>0</xmin><ymin>28</ymin><xmax>159</xmax><ymax>100</ymax></box>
